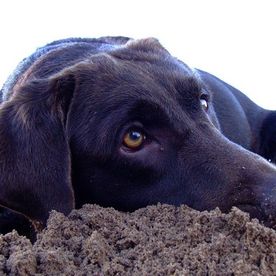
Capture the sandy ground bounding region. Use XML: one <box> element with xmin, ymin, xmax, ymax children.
<box><xmin>0</xmin><ymin>204</ymin><xmax>275</xmax><ymax>275</ymax></box>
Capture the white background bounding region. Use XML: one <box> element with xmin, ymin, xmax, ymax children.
<box><xmin>0</xmin><ymin>0</ymin><xmax>275</xmax><ymax>109</ymax></box>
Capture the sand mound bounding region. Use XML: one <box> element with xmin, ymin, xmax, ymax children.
<box><xmin>0</xmin><ymin>204</ymin><xmax>276</xmax><ymax>275</ymax></box>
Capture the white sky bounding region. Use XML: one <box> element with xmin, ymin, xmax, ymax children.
<box><xmin>0</xmin><ymin>0</ymin><xmax>275</xmax><ymax>109</ymax></box>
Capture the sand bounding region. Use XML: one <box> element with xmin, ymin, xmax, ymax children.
<box><xmin>0</xmin><ymin>204</ymin><xmax>275</xmax><ymax>275</ymax></box>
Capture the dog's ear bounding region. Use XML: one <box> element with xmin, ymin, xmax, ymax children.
<box><xmin>0</xmin><ymin>71</ymin><xmax>76</xmax><ymax>230</ymax></box>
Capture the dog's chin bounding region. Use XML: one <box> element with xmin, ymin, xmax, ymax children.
<box><xmin>235</xmin><ymin>204</ymin><xmax>276</xmax><ymax>229</ymax></box>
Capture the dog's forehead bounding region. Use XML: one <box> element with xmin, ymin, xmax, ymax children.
<box><xmin>72</xmin><ymin>41</ymin><xmax>204</xmax><ymax>135</ymax></box>
<box><xmin>74</xmin><ymin>39</ymin><xmax>204</xmax><ymax>117</ymax></box>
<box><xmin>86</xmin><ymin>38</ymin><xmax>199</xmax><ymax>93</ymax></box>
<box><xmin>82</xmin><ymin>51</ymin><xmax>199</xmax><ymax>105</ymax></box>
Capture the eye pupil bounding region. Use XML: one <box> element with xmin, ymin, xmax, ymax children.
<box><xmin>129</xmin><ymin>131</ymin><xmax>141</xmax><ymax>141</ymax></box>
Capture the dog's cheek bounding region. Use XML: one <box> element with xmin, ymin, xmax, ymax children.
<box><xmin>118</xmin><ymin>140</ymin><xmax>175</xmax><ymax>174</ymax></box>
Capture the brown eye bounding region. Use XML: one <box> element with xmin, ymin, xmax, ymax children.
<box><xmin>123</xmin><ymin>130</ymin><xmax>146</xmax><ymax>149</ymax></box>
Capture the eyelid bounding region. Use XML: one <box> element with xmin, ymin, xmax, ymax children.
<box><xmin>123</xmin><ymin>122</ymin><xmax>145</xmax><ymax>138</ymax></box>
<box><xmin>200</xmin><ymin>93</ymin><xmax>209</xmax><ymax>101</ymax></box>
<box><xmin>119</xmin><ymin>122</ymin><xmax>145</xmax><ymax>142</ymax></box>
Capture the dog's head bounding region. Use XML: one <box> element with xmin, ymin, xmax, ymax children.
<box><xmin>0</xmin><ymin>38</ymin><xmax>275</xmax><ymax>229</ymax></box>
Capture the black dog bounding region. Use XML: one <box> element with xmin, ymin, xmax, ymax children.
<box><xmin>0</xmin><ymin>37</ymin><xmax>275</xmax><ymax>237</ymax></box>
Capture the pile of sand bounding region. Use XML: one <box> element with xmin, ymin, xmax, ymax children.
<box><xmin>0</xmin><ymin>204</ymin><xmax>275</xmax><ymax>275</ymax></box>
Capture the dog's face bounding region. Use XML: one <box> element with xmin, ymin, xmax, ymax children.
<box><xmin>0</xmin><ymin>38</ymin><xmax>275</xmax><ymax>229</ymax></box>
<box><xmin>67</xmin><ymin>42</ymin><xmax>222</xmax><ymax>209</ymax></box>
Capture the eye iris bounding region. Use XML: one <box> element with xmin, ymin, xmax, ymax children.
<box><xmin>123</xmin><ymin>130</ymin><xmax>144</xmax><ymax>148</ymax></box>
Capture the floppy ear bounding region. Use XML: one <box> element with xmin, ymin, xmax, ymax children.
<box><xmin>0</xmin><ymin>72</ymin><xmax>76</xmax><ymax>230</ymax></box>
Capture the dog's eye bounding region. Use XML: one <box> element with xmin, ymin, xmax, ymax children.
<box><xmin>123</xmin><ymin>129</ymin><xmax>146</xmax><ymax>149</ymax></box>
<box><xmin>200</xmin><ymin>94</ymin><xmax>208</xmax><ymax>110</ymax></box>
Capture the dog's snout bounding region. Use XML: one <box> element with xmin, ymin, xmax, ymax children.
<box><xmin>237</xmin><ymin>168</ymin><xmax>276</xmax><ymax>227</ymax></box>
